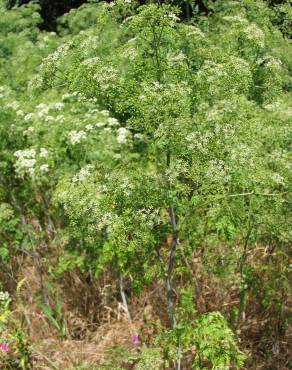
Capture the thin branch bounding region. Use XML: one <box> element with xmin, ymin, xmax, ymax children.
<box><xmin>229</xmin><ymin>191</ymin><xmax>290</xmax><ymax>197</ymax></box>
<box><xmin>207</xmin><ymin>190</ymin><xmax>291</xmax><ymax>199</ymax></box>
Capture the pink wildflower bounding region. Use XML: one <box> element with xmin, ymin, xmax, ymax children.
<box><xmin>0</xmin><ymin>342</ymin><xmax>9</xmax><ymax>353</ymax></box>
<box><xmin>131</xmin><ymin>334</ymin><xmax>140</xmax><ymax>345</ymax></box>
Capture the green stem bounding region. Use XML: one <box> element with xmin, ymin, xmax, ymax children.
<box><xmin>165</xmin><ymin>151</ymin><xmax>181</xmax><ymax>370</ymax></box>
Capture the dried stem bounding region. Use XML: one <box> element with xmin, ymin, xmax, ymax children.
<box><xmin>119</xmin><ymin>274</ymin><xmax>132</xmax><ymax>323</ymax></box>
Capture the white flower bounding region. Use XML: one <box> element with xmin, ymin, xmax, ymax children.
<box><xmin>40</xmin><ymin>164</ymin><xmax>49</xmax><ymax>173</ymax></box>
<box><xmin>0</xmin><ymin>291</ymin><xmax>10</xmax><ymax>302</ymax></box>
<box><xmin>95</xmin><ymin>121</ymin><xmax>106</xmax><ymax>128</ymax></box>
<box><xmin>167</xmin><ymin>51</ymin><xmax>186</xmax><ymax>64</ymax></box>
<box><xmin>45</xmin><ymin>115</ymin><xmax>55</xmax><ymax>122</ymax></box>
<box><xmin>167</xmin><ymin>12</ymin><xmax>180</xmax><ymax>21</ymax></box>
<box><xmin>36</xmin><ymin>103</ymin><xmax>47</xmax><ymax>110</ymax></box>
<box><xmin>187</xmin><ymin>25</ymin><xmax>205</xmax><ymax>37</ymax></box>
<box><xmin>23</xmin><ymin>126</ymin><xmax>34</xmax><ymax>136</ymax></box>
<box><xmin>14</xmin><ymin>149</ymin><xmax>37</xmax><ymax>178</ymax></box>
<box><xmin>16</xmin><ymin>110</ymin><xmax>24</xmax><ymax>116</ymax></box>
<box><xmin>68</xmin><ymin>130</ymin><xmax>87</xmax><ymax>145</ymax></box>
<box><xmin>122</xmin><ymin>45</ymin><xmax>137</xmax><ymax>60</ymax></box>
<box><xmin>54</xmin><ymin>102</ymin><xmax>65</xmax><ymax>110</ymax></box>
<box><xmin>107</xmin><ymin>117</ymin><xmax>119</xmax><ymax>127</ymax></box>
<box><xmin>242</xmin><ymin>24</ymin><xmax>265</xmax><ymax>48</ymax></box>
<box><xmin>266</xmin><ymin>57</ymin><xmax>282</xmax><ymax>69</ymax></box>
<box><xmin>39</xmin><ymin>148</ymin><xmax>48</xmax><ymax>158</ymax></box>
<box><xmin>116</xmin><ymin>127</ymin><xmax>131</xmax><ymax>144</ymax></box>
<box><xmin>56</xmin><ymin>114</ymin><xmax>65</xmax><ymax>122</ymax></box>
<box><xmin>272</xmin><ymin>173</ymin><xmax>285</xmax><ymax>185</ymax></box>
<box><xmin>23</xmin><ymin>159</ymin><xmax>36</xmax><ymax>167</ymax></box>
<box><xmin>81</xmin><ymin>57</ymin><xmax>100</xmax><ymax>66</ymax></box>
<box><xmin>72</xmin><ymin>165</ymin><xmax>94</xmax><ymax>182</ymax></box>
<box><xmin>24</xmin><ymin>113</ymin><xmax>35</xmax><ymax>122</ymax></box>
<box><xmin>205</xmin><ymin>159</ymin><xmax>230</xmax><ymax>184</ymax></box>
<box><xmin>14</xmin><ymin>148</ymin><xmax>36</xmax><ymax>158</ymax></box>
<box><xmin>6</xmin><ymin>101</ymin><xmax>19</xmax><ymax>110</ymax></box>
<box><xmin>85</xmin><ymin>124</ymin><xmax>94</xmax><ymax>131</ymax></box>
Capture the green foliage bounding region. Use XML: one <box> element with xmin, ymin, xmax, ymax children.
<box><xmin>160</xmin><ymin>288</ymin><xmax>245</xmax><ymax>369</ymax></box>
<box><xmin>272</xmin><ymin>1</ymin><xmax>292</xmax><ymax>38</ymax></box>
<box><xmin>39</xmin><ymin>282</ymin><xmax>67</xmax><ymax>337</ymax></box>
<box><xmin>135</xmin><ymin>348</ymin><xmax>162</xmax><ymax>370</ymax></box>
<box><xmin>0</xmin><ymin>284</ymin><xmax>31</xmax><ymax>369</ymax></box>
<box><xmin>191</xmin><ymin>312</ymin><xmax>246</xmax><ymax>369</ymax></box>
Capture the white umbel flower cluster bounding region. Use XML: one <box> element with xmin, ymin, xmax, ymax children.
<box><xmin>14</xmin><ymin>149</ymin><xmax>36</xmax><ymax>177</ymax></box>
<box><xmin>116</xmin><ymin>127</ymin><xmax>131</xmax><ymax>144</ymax></box>
<box><xmin>39</xmin><ymin>148</ymin><xmax>48</xmax><ymax>158</ymax></box>
<box><xmin>14</xmin><ymin>148</ymin><xmax>50</xmax><ymax>179</ymax></box>
<box><xmin>242</xmin><ymin>23</ymin><xmax>265</xmax><ymax>48</ymax></box>
<box><xmin>72</xmin><ymin>164</ymin><xmax>94</xmax><ymax>183</ymax></box>
<box><xmin>68</xmin><ymin>130</ymin><xmax>87</xmax><ymax>145</ymax></box>
<box><xmin>166</xmin><ymin>12</ymin><xmax>180</xmax><ymax>22</ymax></box>
<box><xmin>107</xmin><ymin>117</ymin><xmax>119</xmax><ymax>127</ymax></box>
<box><xmin>0</xmin><ymin>291</ymin><xmax>10</xmax><ymax>302</ymax></box>
<box><xmin>40</xmin><ymin>164</ymin><xmax>49</xmax><ymax>173</ymax></box>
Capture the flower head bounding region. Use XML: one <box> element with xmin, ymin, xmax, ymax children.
<box><xmin>131</xmin><ymin>334</ymin><xmax>140</xmax><ymax>345</ymax></box>
<box><xmin>0</xmin><ymin>342</ymin><xmax>9</xmax><ymax>353</ymax></box>
<box><xmin>40</xmin><ymin>164</ymin><xmax>49</xmax><ymax>173</ymax></box>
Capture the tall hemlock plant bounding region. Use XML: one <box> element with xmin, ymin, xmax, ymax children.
<box><xmin>0</xmin><ymin>0</ymin><xmax>290</xmax><ymax>368</ymax></box>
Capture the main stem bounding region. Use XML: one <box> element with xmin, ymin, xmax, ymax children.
<box><xmin>237</xmin><ymin>225</ymin><xmax>252</xmax><ymax>328</ymax></box>
<box><xmin>166</xmin><ymin>151</ymin><xmax>181</xmax><ymax>370</ymax></box>
<box><xmin>237</xmin><ymin>196</ymin><xmax>253</xmax><ymax>328</ymax></box>
<box><xmin>166</xmin><ymin>205</ymin><xmax>178</xmax><ymax>328</ymax></box>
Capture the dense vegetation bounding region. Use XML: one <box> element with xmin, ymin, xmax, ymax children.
<box><xmin>0</xmin><ymin>0</ymin><xmax>291</xmax><ymax>369</ymax></box>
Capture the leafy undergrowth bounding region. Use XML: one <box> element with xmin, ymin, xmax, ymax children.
<box><xmin>1</xmin><ymin>238</ymin><xmax>290</xmax><ymax>369</ymax></box>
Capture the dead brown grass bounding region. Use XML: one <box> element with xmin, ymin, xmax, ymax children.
<box><xmin>0</xmin><ymin>240</ymin><xmax>290</xmax><ymax>370</ymax></box>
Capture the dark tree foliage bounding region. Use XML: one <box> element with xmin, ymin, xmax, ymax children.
<box><xmin>5</xmin><ymin>0</ymin><xmax>291</xmax><ymax>31</ymax></box>
<box><xmin>5</xmin><ymin>0</ymin><xmax>87</xmax><ymax>30</ymax></box>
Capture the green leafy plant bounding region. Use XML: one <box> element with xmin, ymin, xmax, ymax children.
<box><xmin>39</xmin><ymin>282</ymin><xmax>67</xmax><ymax>337</ymax></box>
<box><xmin>0</xmin><ymin>281</ymin><xmax>31</xmax><ymax>369</ymax></box>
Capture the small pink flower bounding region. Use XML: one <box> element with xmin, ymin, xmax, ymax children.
<box><xmin>131</xmin><ymin>334</ymin><xmax>140</xmax><ymax>345</ymax></box>
<box><xmin>0</xmin><ymin>342</ymin><xmax>9</xmax><ymax>353</ymax></box>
